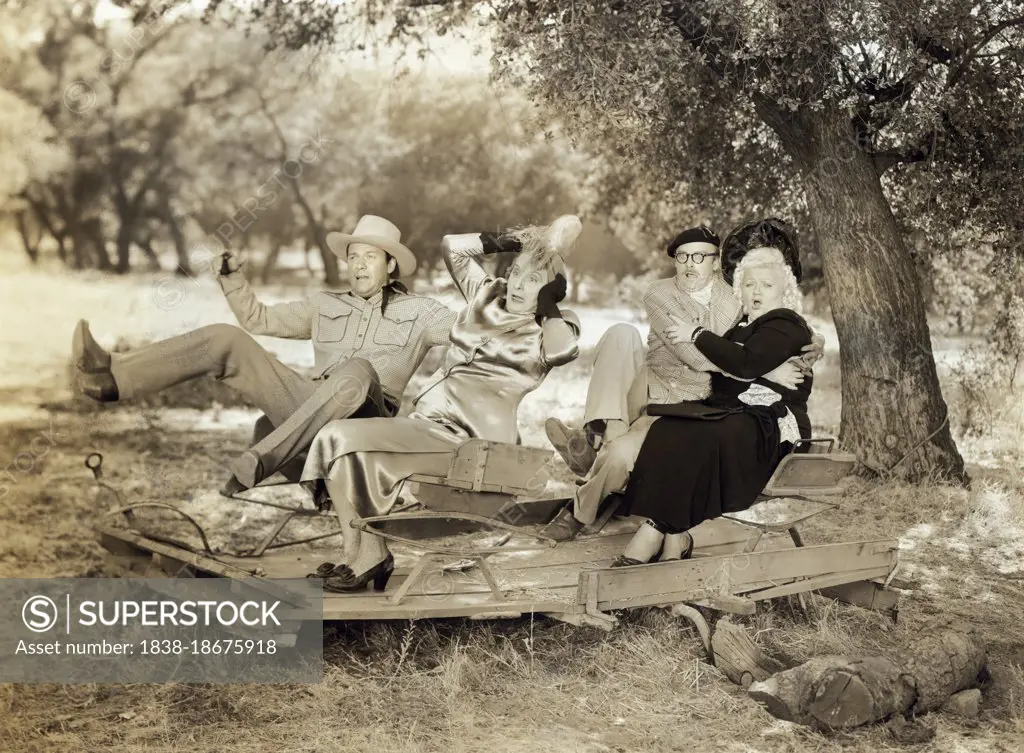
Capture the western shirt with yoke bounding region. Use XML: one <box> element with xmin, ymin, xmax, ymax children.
<box><xmin>218</xmin><ymin>271</ymin><xmax>457</xmax><ymax>403</ymax></box>
<box><xmin>642</xmin><ymin>276</ymin><xmax>743</xmax><ymax>403</ymax></box>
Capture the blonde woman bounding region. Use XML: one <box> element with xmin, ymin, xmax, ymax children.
<box><xmin>302</xmin><ymin>215</ymin><xmax>583</xmax><ymax>591</ymax></box>
<box><xmin>615</xmin><ymin>219</ymin><xmax>813</xmax><ymax>566</ymax></box>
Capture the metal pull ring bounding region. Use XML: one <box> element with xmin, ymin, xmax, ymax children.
<box><xmin>85</xmin><ymin>452</ymin><xmax>104</xmax><ymax>479</ymax></box>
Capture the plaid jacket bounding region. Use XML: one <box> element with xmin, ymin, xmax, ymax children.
<box><xmin>219</xmin><ymin>272</ymin><xmax>456</xmax><ymax>402</ymax></box>
<box><xmin>642</xmin><ymin>277</ymin><xmax>742</xmax><ymax>403</ymax></box>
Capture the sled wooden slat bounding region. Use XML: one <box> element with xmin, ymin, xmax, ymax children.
<box><xmin>592</xmin><ymin>540</ymin><xmax>899</xmax><ymax>612</ymax></box>
<box><xmin>427</xmin><ymin>439</ymin><xmax>555</xmax><ymax>494</ymax></box>
<box><xmin>210</xmin><ymin>522</ymin><xmax>796</xmax><ymax>583</ymax></box>
<box><xmin>818</xmin><ymin>579</ymin><xmax>901</xmax><ymax>615</ymax></box>
<box><xmin>319</xmin><ymin>588</ymin><xmax>579</xmax><ymax>621</ymax></box>
<box><xmin>744</xmin><ymin>565</ymin><xmax>896</xmax><ymax>602</ymax></box>
<box><xmin>99</xmin><ymin>522</ymin><xmax>899</xmax><ymax>624</ymax></box>
<box><xmin>98</xmin><ymin>528</ymin><xmax>308</xmax><ymax>603</ymax></box>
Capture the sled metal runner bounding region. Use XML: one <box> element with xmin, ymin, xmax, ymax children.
<box><xmin>95</xmin><ymin>437</ymin><xmax>902</xmax><ymax>632</ymax></box>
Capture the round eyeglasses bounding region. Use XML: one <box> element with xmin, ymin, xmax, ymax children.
<box><xmin>674</xmin><ymin>252</ymin><xmax>719</xmax><ymax>264</ymax></box>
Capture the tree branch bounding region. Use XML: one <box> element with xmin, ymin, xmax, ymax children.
<box><xmin>911</xmin><ymin>31</ymin><xmax>959</xmax><ymax>64</ymax></box>
<box><xmin>948</xmin><ymin>14</ymin><xmax>1024</xmax><ymax>87</ymax></box>
<box><xmin>913</xmin><ymin>15</ymin><xmax>1024</xmax><ymax>89</ymax></box>
<box><xmin>661</xmin><ymin>2</ymin><xmax>736</xmax><ymax>81</ymax></box>
<box><xmin>252</xmin><ymin>92</ymin><xmax>330</xmax><ymax>255</ymax></box>
<box><xmin>659</xmin><ymin>2</ymin><xmax>798</xmax><ymax>145</ymax></box>
<box><xmin>859</xmin><ymin>74</ymin><xmax>919</xmax><ymax>105</ymax></box>
<box><xmin>870</xmin><ymin>131</ymin><xmax>938</xmax><ymax>174</ymax></box>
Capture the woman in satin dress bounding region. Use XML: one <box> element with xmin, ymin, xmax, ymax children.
<box><xmin>300</xmin><ymin>215</ymin><xmax>583</xmax><ymax>592</ymax></box>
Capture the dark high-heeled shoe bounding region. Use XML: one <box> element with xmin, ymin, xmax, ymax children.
<box><xmin>323</xmin><ymin>554</ymin><xmax>394</xmax><ymax>593</ymax></box>
<box><xmin>306</xmin><ymin>561</ymin><xmax>349</xmax><ymax>578</ymax></box>
<box><xmin>682</xmin><ymin>532</ymin><xmax>694</xmax><ymax>560</ymax></box>
<box><xmin>312</xmin><ymin>482</ymin><xmax>333</xmax><ymax>512</ymax></box>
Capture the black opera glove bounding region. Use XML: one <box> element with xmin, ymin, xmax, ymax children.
<box><xmin>535</xmin><ymin>272</ymin><xmax>568</xmax><ymax>326</ymax></box>
<box><xmin>480</xmin><ymin>231</ymin><xmax>523</xmax><ymax>255</ymax></box>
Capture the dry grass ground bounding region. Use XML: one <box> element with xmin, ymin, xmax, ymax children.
<box><xmin>2</xmin><ymin>259</ymin><xmax>1023</xmax><ymax>752</ymax></box>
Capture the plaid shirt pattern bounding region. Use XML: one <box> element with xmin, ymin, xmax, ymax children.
<box><xmin>642</xmin><ymin>277</ymin><xmax>743</xmax><ymax>403</ymax></box>
<box><xmin>219</xmin><ymin>272</ymin><xmax>456</xmax><ymax>402</ymax></box>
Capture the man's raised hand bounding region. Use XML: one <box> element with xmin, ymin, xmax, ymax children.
<box><xmin>764</xmin><ymin>360</ymin><xmax>806</xmax><ymax>390</ymax></box>
<box><xmin>216</xmin><ymin>249</ymin><xmax>244</xmax><ymax>276</ymax></box>
<box><xmin>796</xmin><ymin>331</ymin><xmax>826</xmax><ymax>373</ymax></box>
<box><xmin>664</xmin><ymin>315</ymin><xmax>699</xmax><ymax>345</ymax></box>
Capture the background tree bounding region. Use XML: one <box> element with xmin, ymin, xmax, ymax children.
<box><xmin>356</xmin><ymin>73</ymin><xmax>593</xmax><ymax>275</ymax></box>
<box><xmin>0</xmin><ymin>2</ymin><xmax>604</xmax><ymax>286</ymax></box>
<box><xmin>0</xmin><ymin>0</ymin><xmax>249</xmax><ymax>273</ymax></box>
<box><xmin>210</xmin><ymin>0</ymin><xmax>1024</xmax><ymax>483</ymax></box>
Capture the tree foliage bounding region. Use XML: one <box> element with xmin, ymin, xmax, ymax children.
<box><xmin>0</xmin><ymin>0</ymin><xmax>600</xmax><ymax>282</ymax></box>
<box><xmin>213</xmin><ymin>0</ymin><xmax>1022</xmax><ymax>305</ymax></box>
<box><xmin>205</xmin><ymin>0</ymin><xmax>1024</xmax><ymax>481</ymax></box>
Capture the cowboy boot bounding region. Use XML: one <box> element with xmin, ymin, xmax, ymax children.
<box><xmin>545</xmin><ymin>417</ymin><xmax>597</xmax><ymax>476</ymax></box>
<box><xmin>540</xmin><ymin>504</ymin><xmax>585</xmax><ymax>542</ymax></box>
<box><xmin>72</xmin><ymin>320</ymin><xmax>119</xmax><ymax>402</ymax></box>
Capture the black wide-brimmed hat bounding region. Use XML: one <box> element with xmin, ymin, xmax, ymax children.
<box><xmin>720</xmin><ymin>217</ymin><xmax>802</xmax><ymax>285</ymax></box>
<box><xmin>666</xmin><ymin>226</ymin><xmax>721</xmax><ymax>258</ymax></box>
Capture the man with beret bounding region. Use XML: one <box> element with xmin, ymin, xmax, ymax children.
<box><xmin>544</xmin><ymin>223</ymin><xmax>818</xmax><ymax>538</ymax></box>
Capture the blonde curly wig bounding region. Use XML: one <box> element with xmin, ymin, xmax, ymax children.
<box><xmin>732</xmin><ymin>246</ymin><xmax>804</xmax><ymax>314</ymax></box>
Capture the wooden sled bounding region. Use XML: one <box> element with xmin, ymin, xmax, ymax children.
<box><xmin>239</xmin><ymin>440</ymin><xmax>569</xmax><ymax>556</ymax></box>
<box><xmin>95</xmin><ymin>434</ymin><xmax>901</xmax><ymax>640</ymax></box>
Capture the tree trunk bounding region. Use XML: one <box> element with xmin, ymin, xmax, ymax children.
<box><xmin>747</xmin><ymin>624</ymin><xmax>985</xmax><ymax>730</ymax></box>
<box><xmin>261</xmin><ymin>241</ymin><xmax>283</xmax><ymax>284</ymax></box>
<box><xmin>288</xmin><ymin>184</ymin><xmax>339</xmax><ymax>287</ymax></box>
<box><xmin>138</xmin><ymin>237</ymin><xmax>161</xmax><ymax>271</ymax></box>
<box><xmin>162</xmin><ymin>202</ymin><xmax>191</xmax><ymax>277</ymax></box>
<box><xmin>315</xmin><ymin>230</ymin><xmax>341</xmax><ymax>287</ymax></box>
<box><xmin>64</xmin><ymin>213</ymin><xmax>84</xmax><ymax>269</ymax></box>
<box><xmin>318</xmin><ymin>203</ymin><xmax>341</xmax><ymax>287</ymax></box>
<box><xmin>14</xmin><ymin>211</ymin><xmax>39</xmax><ymax>263</ymax></box>
<box><xmin>115</xmin><ymin>218</ymin><xmax>134</xmax><ymax>274</ymax></box>
<box><xmin>85</xmin><ymin>218</ymin><xmax>113</xmax><ymax>271</ymax></box>
<box><xmin>24</xmin><ymin>194</ymin><xmax>67</xmax><ymax>263</ymax></box>
<box><xmin>789</xmin><ymin>109</ymin><xmax>966</xmax><ymax>482</ymax></box>
<box><xmin>567</xmin><ymin>268</ymin><xmax>583</xmax><ymax>303</ymax></box>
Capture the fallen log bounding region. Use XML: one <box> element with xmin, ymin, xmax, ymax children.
<box><xmin>711</xmin><ymin>617</ymin><xmax>785</xmax><ymax>687</ymax></box>
<box><xmin>747</xmin><ymin>623</ymin><xmax>985</xmax><ymax>729</ymax></box>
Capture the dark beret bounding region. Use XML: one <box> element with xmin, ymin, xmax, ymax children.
<box><xmin>666</xmin><ymin>226</ymin><xmax>721</xmax><ymax>258</ymax></box>
<box><xmin>720</xmin><ymin>217</ymin><xmax>802</xmax><ymax>285</ymax></box>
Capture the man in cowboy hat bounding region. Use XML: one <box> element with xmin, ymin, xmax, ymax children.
<box><xmin>543</xmin><ymin>223</ymin><xmax>820</xmax><ymax>539</ymax></box>
<box><xmin>72</xmin><ymin>214</ymin><xmax>457</xmax><ymax>491</ymax></box>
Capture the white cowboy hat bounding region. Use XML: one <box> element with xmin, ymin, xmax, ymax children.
<box><xmin>326</xmin><ymin>215</ymin><xmax>418</xmax><ymax>278</ymax></box>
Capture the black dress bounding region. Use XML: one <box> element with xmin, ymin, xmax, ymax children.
<box><xmin>623</xmin><ymin>309</ymin><xmax>813</xmax><ymax>532</ymax></box>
